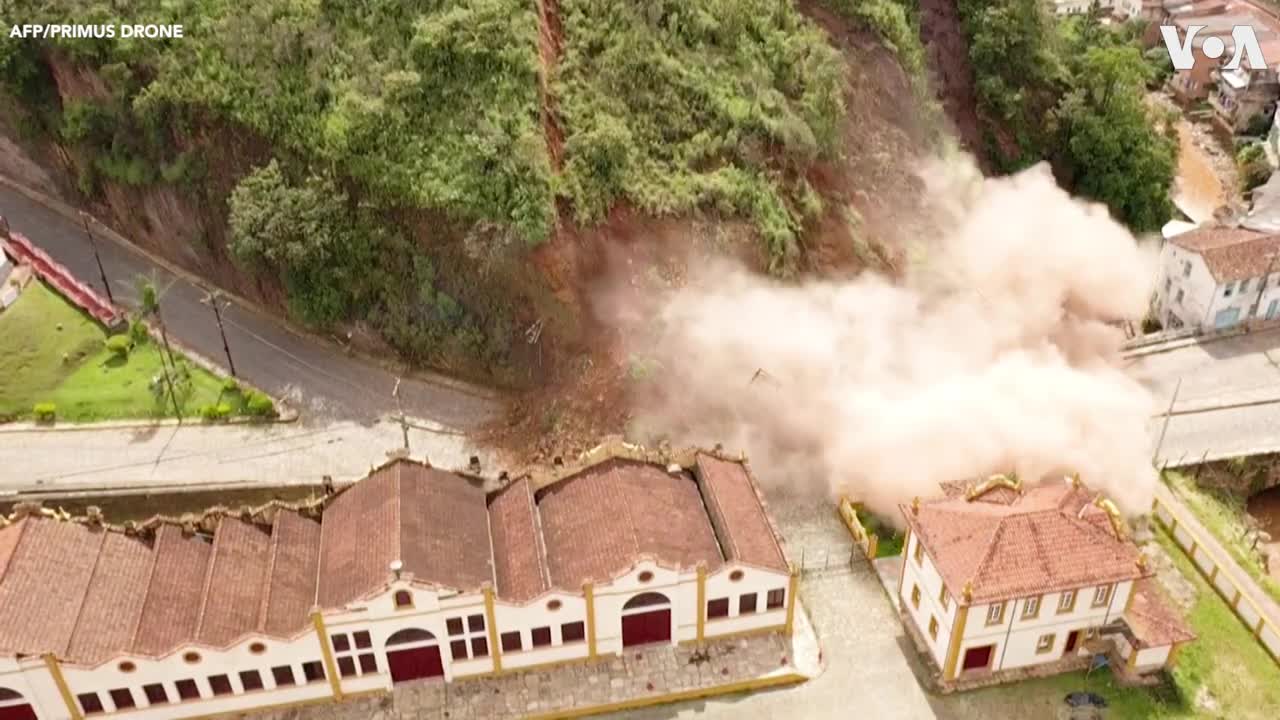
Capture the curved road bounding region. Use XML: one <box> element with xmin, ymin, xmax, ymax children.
<box><xmin>0</xmin><ymin>182</ymin><xmax>503</xmax><ymax>428</ymax></box>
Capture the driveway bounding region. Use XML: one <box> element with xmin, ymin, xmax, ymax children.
<box><xmin>0</xmin><ymin>181</ymin><xmax>503</xmax><ymax>428</ymax></box>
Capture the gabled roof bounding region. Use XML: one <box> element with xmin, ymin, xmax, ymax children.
<box><xmin>901</xmin><ymin>477</ymin><xmax>1147</xmax><ymax>604</ymax></box>
<box><xmin>1169</xmin><ymin>226</ymin><xmax>1280</xmax><ymax>283</ymax></box>
<box><xmin>1126</xmin><ymin>578</ymin><xmax>1196</xmax><ymax>648</ymax></box>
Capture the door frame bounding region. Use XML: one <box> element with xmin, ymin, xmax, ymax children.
<box><xmin>1063</xmin><ymin>630</ymin><xmax>1080</xmax><ymax>657</ymax></box>
<box><xmin>384</xmin><ymin>628</ymin><xmax>445</xmax><ymax>683</ymax></box>
<box><xmin>960</xmin><ymin>644</ymin><xmax>995</xmax><ymax>673</ymax></box>
<box><xmin>620</xmin><ymin>592</ymin><xmax>674</xmax><ymax>648</ymax></box>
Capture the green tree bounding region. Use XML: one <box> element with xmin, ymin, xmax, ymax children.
<box><xmin>1049</xmin><ymin>47</ymin><xmax>1176</xmax><ymax>231</ymax></box>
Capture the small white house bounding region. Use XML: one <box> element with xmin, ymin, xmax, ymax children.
<box><xmin>897</xmin><ymin>474</ymin><xmax>1192</xmax><ymax>688</ymax></box>
<box><xmin>0</xmin><ymin>444</ymin><xmax>796</xmax><ymax>720</ymax></box>
<box><xmin>1155</xmin><ymin>226</ymin><xmax>1280</xmax><ymax>330</ymax></box>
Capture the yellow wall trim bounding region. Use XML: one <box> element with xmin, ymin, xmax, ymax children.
<box><xmin>897</xmin><ymin>528</ymin><xmax>911</xmax><ymax>600</ymax></box>
<box><xmin>483</xmin><ymin>586</ymin><xmax>503</xmax><ymax>674</ymax></box>
<box><xmin>311</xmin><ymin>610</ymin><xmax>344</xmax><ymax>701</ymax></box>
<box><xmin>522</xmin><ymin>672</ymin><xmax>808</xmax><ymax>720</ymax></box>
<box><xmin>783</xmin><ymin>565</ymin><xmax>799</xmax><ymax>635</ymax></box>
<box><xmin>695</xmin><ymin>566</ymin><xmax>707</xmax><ymax>643</ymax></box>
<box><xmin>941</xmin><ymin>605</ymin><xmax>969</xmax><ymax>681</ymax></box>
<box><xmin>584</xmin><ymin>582</ymin><xmax>598</xmax><ymax>660</ymax></box>
<box><xmin>43</xmin><ymin>653</ymin><xmax>83</xmax><ymax>720</ymax></box>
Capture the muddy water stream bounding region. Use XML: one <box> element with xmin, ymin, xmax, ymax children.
<box><xmin>1174</xmin><ymin>120</ymin><xmax>1229</xmax><ymax>223</ymax></box>
<box><xmin>1247</xmin><ymin>485</ymin><xmax>1280</xmax><ymax>581</ymax></box>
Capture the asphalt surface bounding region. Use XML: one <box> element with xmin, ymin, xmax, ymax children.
<box><xmin>0</xmin><ymin>186</ymin><xmax>503</xmax><ymax>428</ymax></box>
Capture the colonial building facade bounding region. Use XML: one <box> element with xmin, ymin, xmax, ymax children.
<box><xmin>0</xmin><ymin>444</ymin><xmax>795</xmax><ymax>720</ymax></box>
<box><xmin>897</xmin><ymin>474</ymin><xmax>1193</xmax><ymax>688</ymax></box>
<box><xmin>1155</xmin><ymin>226</ymin><xmax>1280</xmax><ymax>331</ymax></box>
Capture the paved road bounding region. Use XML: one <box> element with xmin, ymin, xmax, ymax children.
<box><xmin>0</xmin><ymin>183</ymin><xmax>503</xmax><ymax>428</ymax></box>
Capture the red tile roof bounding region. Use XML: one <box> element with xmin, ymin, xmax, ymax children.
<box><xmin>195</xmin><ymin>518</ymin><xmax>273</xmax><ymax>647</ymax></box>
<box><xmin>695</xmin><ymin>454</ymin><xmax>788</xmax><ymax>572</ymax></box>
<box><xmin>537</xmin><ymin>459</ymin><xmax>724</xmax><ymax>587</ymax></box>
<box><xmin>1169</xmin><ymin>227</ymin><xmax>1280</xmax><ymax>283</ymax></box>
<box><xmin>0</xmin><ymin>518</ymin><xmax>103</xmax><ymax>656</ymax></box>
<box><xmin>132</xmin><ymin>525</ymin><xmax>212</xmax><ymax>656</ymax></box>
<box><xmin>258</xmin><ymin>510</ymin><xmax>322</xmax><ymax>636</ymax></box>
<box><xmin>901</xmin><ymin>478</ymin><xmax>1147</xmax><ymax>603</ymax></box>
<box><xmin>1126</xmin><ymin>578</ymin><xmax>1196</xmax><ymax>648</ymax></box>
<box><xmin>488</xmin><ymin>478</ymin><xmax>551</xmax><ymax>603</ymax></box>
<box><xmin>66</xmin><ymin>531</ymin><xmax>153</xmax><ymax>665</ymax></box>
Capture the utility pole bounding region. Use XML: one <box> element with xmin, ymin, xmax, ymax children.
<box><xmin>79</xmin><ymin>211</ymin><xmax>114</xmax><ymax>304</ymax></box>
<box><xmin>393</xmin><ymin>377</ymin><xmax>409</xmax><ymax>451</ymax></box>
<box><xmin>152</xmin><ymin>300</ymin><xmax>183</xmax><ymax>422</ymax></box>
<box><xmin>1153</xmin><ymin>377</ymin><xmax>1182</xmax><ymax>466</ymax></box>
<box><xmin>201</xmin><ymin>288</ymin><xmax>237</xmax><ymax>377</ymax></box>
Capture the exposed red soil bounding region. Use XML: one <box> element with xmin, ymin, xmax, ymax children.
<box><xmin>535</xmin><ymin>0</ymin><xmax>566</xmax><ymax>172</ymax></box>
<box><xmin>917</xmin><ymin>0</ymin><xmax>988</xmax><ymax>172</ymax></box>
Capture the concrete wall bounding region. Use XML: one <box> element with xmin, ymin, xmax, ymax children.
<box><xmin>1157</xmin><ymin>239</ymin><xmax>1280</xmax><ymax>330</ymax></box>
<box><xmin>900</xmin><ymin>533</ymin><xmax>956</xmax><ymax>669</ymax></box>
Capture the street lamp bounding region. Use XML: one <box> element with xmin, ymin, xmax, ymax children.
<box><xmin>200</xmin><ymin>288</ymin><xmax>237</xmax><ymax>377</ymax></box>
<box><xmin>78</xmin><ymin>211</ymin><xmax>115</xmax><ymax>304</ymax></box>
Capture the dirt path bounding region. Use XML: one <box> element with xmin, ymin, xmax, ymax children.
<box><xmin>917</xmin><ymin>0</ymin><xmax>987</xmax><ymax>170</ymax></box>
<box><xmin>534</xmin><ymin>0</ymin><xmax>565</xmax><ymax>172</ymax></box>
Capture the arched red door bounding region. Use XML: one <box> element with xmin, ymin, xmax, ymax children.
<box><xmin>0</xmin><ymin>688</ymin><xmax>36</xmax><ymax>720</ymax></box>
<box><xmin>385</xmin><ymin>628</ymin><xmax>444</xmax><ymax>683</ymax></box>
<box><xmin>621</xmin><ymin>592</ymin><xmax>672</xmax><ymax>647</ymax></box>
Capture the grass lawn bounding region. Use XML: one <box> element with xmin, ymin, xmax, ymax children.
<box><xmin>0</xmin><ymin>281</ymin><xmax>104</xmax><ymax>418</ymax></box>
<box><xmin>947</xmin><ymin>527</ymin><xmax>1280</xmax><ymax>719</ymax></box>
<box><xmin>1164</xmin><ymin>470</ymin><xmax>1280</xmax><ymax>605</ymax></box>
<box><xmin>857</xmin><ymin>509</ymin><xmax>904</xmax><ymax>557</ymax></box>
<box><xmin>0</xmin><ymin>280</ymin><xmax>237</xmax><ymax>422</ymax></box>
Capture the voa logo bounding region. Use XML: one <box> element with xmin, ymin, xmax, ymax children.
<box><xmin>1160</xmin><ymin>25</ymin><xmax>1269</xmax><ymax>71</ymax></box>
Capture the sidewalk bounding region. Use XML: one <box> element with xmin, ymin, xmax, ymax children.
<box><xmin>0</xmin><ymin>418</ymin><xmax>492</xmax><ymax>493</ymax></box>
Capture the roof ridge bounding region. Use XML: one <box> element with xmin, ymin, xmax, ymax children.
<box><xmin>61</xmin><ymin>526</ymin><xmax>110</xmax><ymax>656</ymax></box>
<box><xmin>970</xmin><ymin>516</ymin><xmax>1012</xmax><ymax>588</ymax></box>
<box><xmin>193</xmin><ymin>521</ymin><xmax>226</xmax><ymax>641</ymax></box>
<box><xmin>256</xmin><ymin>511</ymin><xmax>285</xmax><ymax>633</ymax></box>
<box><xmin>312</xmin><ymin>494</ymin><xmax>329</xmax><ymax>610</ymax></box>
<box><xmin>393</xmin><ymin>464</ymin><xmax>404</xmax><ymax>580</ymax></box>
<box><xmin>698</xmin><ymin>460</ymin><xmax>737</xmax><ymax>562</ymax></box>
<box><xmin>127</xmin><ymin>527</ymin><xmax>167</xmax><ymax>653</ymax></box>
<box><xmin>526</xmin><ymin>479</ymin><xmax>553</xmax><ymax>593</ymax></box>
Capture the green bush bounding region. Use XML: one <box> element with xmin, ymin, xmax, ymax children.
<box><xmin>221</xmin><ymin>377</ymin><xmax>241</xmax><ymax>394</ymax></box>
<box><xmin>32</xmin><ymin>403</ymin><xmax>56</xmax><ymax>422</ymax></box>
<box><xmin>199</xmin><ymin>403</ymin><xmax>233</xmax><ymax>422</ymax></box>
<box><xmin>244</xmin><ymin>391</ymin><xmax>276</xmax><ymax>418</ymax></box>
<box><xmin>129</xmin><ymin>319</ymin><xmax>150</xmax><ymax>344</ymax></box>
<box><xmin>104</xmin><ymin>334</ymin><xmax>132</xmax><ymax>358</ymax></box>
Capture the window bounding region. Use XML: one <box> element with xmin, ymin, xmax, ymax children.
<box><xmin>939</xmin><ymin>587</ymin><xmax>950</xmax><ymax>611</ymax></box>
<box><xmin>501</xmin><ymin>631</ymin><xmax>523</xmax><ymax>652</ymax></box>
<box><xmin>637</xmin><ymin>570</ymin><xmax>654</xmax><ymax>583</ymax></box>
<box><xmin>359</xmin><ymin>654</ymin><xmax>378</xmax><ymax>673</ymax></box>
<box><xmin>302</xmin><ymin>661</ymin><xmax>326</xmax><ymax>684</ymax></box>
<box><xmin>739</xmin><ymin>593</ymin><xmax>758</xmax><ymax>615</ymax></box>
<box><xmin>546</xmin><ymin>599</ymin><xmax>562</xmax><ymax>611</ymax></box>
<box><xmin>338</xmin><ymin>656</ymin><xmax>357</xmax><ymax>678</ymax></box>
<box><xmin>117</xmin><ymin>660</ymin><xmax>136</xmax><ymax>673</ymax></box>
<box><xmin>1058</xmin><ymin>589</ymin><xmax>1077</xmax><ymax>613</ymax></box>
<box><xmin>1176</xmin><ymin>289</ymin><xmax>1185</xmax><ymax>303</ymax></box>
<box><xmin>707</xmin><ymin>598</ymin><xmax>730</xmax><ymax>618</ymax></box>
<box><xmin>208</xmin><ymin>674</ymin><xmax>233</xmax><ymax>696</ymax></box>
<box><xmin>986</xmin><ymin>602</ymin><xmax>1005</xmax><ymax>626</ymax></box>
<box><xmin>1036</xmin><ymin>633</ymin><xmax>1055</xmax><ymax>654</ymax></box>
<box><xmin>728</xmin><ymin>569</ymin><xmax>745</xmax><ymax>582</ymax></box>
<box><xmin>1183</xmin><ymin>261</ymin><xmax>1192</xmax><ymax>277</ymax></box>
<box><xmin>182</xmin><ymin>651</ymin><xmax>201</xmax><ymax>664</ymax></box>
<box><xmin>913</xmin><ymin>539</ymin><xmax>924</xmax><ymax>565</ymax></box>
<box><xmin>77</xmin><ymin>693</ymin><xmax>104</xmax><ymax>715</ymax></box>
<box><xmin>1022</xmin><ymin>596</ymin><xmax>1042</xmax><ymax>620</ymax></box>
<box><xmin>1092</xmin><ymin>584</ymin><xmax>1112</xmax><ymax>608</ymax></box>
<box><xmin>394</xmin><ymin>590</ymin><xmax>413</xmax><ymax>609</ymax></box>
<box><xmin>249</xmin><ymin>641</ymin><xmax>267</xmax><ymax>654</ymax></box>
<box><xmin>176</xmin><ymin>679</ymin><xmax>201</xmax><ymax>700</ymax></box>
<box><xmin>928</xmin><ymin>616</ymin><xmax>939</xmax><ymax>640</ymax></box>
<box><xmin>272</xmin><ymin>666</ymin><xmax>296</xmax><ymax>687</ymax></box>
<box><xmin>331</xmin><ymin>631</ymin><xmax>378</xmax><ymax>677</ymax></box>
<box><xmin>766</xmin><ymin>588</ymin><xmax>785</xmax><ymax>610</ymax></box>
<box><xmin>471</xmin><ymin>637</ymin><xmax>489</xmax><ymax>658</ymax></box>
<box><xmin>109</xmin><ymin>689</ymin><xmax>135</xmax><ymax>710</ymax></box>
<box><xmin>468</xmin><ymin>614</ymin><xmax>485</xmax><ymax>632</ymax></box>
<box><xmin>562</xmin><ymin>621</ymin><xmax>586</xmax><ymax>643</ymax></box>
<box><xmin>354</xmin><ymin>631</ymin><xmax>371</xmax><ymax>649</ymax></box>
<box><xmin>531</xmin><ymin>626</ymin><xmax>553</xmax><ymax>647</ymax></box>
<box><xmin>1225</xmin><ymin>282</ymin><xmax>1235</xmax><ymax>297</ymax></box>
<box><xmin>447</xmin><ymin>617</ymin><xmax>464</xmax><ymax>635</ymax></box>
<box><xmin>446</xmin><ymin>615</ymin><xmax>490</xmax><ymax>660</ymax></box>
<box><xmin>331</xmin><ymin>634</ymin><xmax>351</xmax><ymax>652</ymax></box>
<box><xmin>450</xmin><ymin>640</ymin><xmax>468</xmax><ymax>660</ymax></box>
<box><xmin>143</xmin><ymin>683</ymin><xmax>168</xmax><ymax>705</ymax></box>
<box><xmin>911</xmin><ymin>585</ymin><xmax>921</xmax><ymax>609</ymax></box>
<box><xmin>239</xmin><ymin>670</ymin><xmax>264</xmax><ymax>692</ymax></box>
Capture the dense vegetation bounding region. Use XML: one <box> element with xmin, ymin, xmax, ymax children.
<box><xmin>956</xmin><ymin>1</ymin><xmax>1176</xmax><ymax>231</ymax></box>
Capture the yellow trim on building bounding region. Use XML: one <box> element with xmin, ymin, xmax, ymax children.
<box><xmin>584</xmin><ymin>582</ymin><xmax>598</xmax><ymax>660</ymax></box>
<box><xmin>696</xmin><ymin>565</ymin><xmax>707</xmax><ymax>643</ymax></box>
<box><xmin>311</xmin><ymin>610</ymin><xmax>344</xmax><ymax>701</ymax></box>
<box><xmin>43</xmin><ymin>653</ymin><xmax>83</xmax><ymax>720</ymax></box>
<box><xmin>897</xmin><ymin>528</ymin><xmax>911</xmax><ymax>599</ymax></box>
<box><xmin>483</xmin><ymin>586</ymin><xmax>503</xmax><ymax>674</ymax></box>
<box><xmin>522</xmin><ymin>672</ymin><xmax>808</xmax><ymax>720</ymax></box>
<box><xmin>784</xmin><ymin>565</ymin><xmax>799</xmax><ymax>635</ymax></box>
<box><xmin>942</xmin><ymin>604</ymin><xmax>969</xmax><ymax>681</ymax></box>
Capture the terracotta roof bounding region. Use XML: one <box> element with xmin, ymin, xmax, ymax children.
<box><xmin>195</xmin><ymin>518</ymin><xmax>273</xmax><ymax>646</ymax></box>
<box><xmin>65</xmin><ymin>531</ymin><xmax>153</xmax><ymax>665</ymax></box>
<box><xmin>258</xmin><ymin>510</ymin><xmax>322</xmax><ymax>636</ymax></box>
<box><xmin>0</xmin><ymin>518</ymin><xmax>103</xmax><ymax>656</ymax></box>
<box><xmin>317</xmin><ymin>461</ymin><xmax>492</xmax><ymax>608</ymax></box>
<box><xmin>537</xmin><ymin>459</ymin><xmax>724</xmax><ymax>587</ymax></box>
<box><xmin>1125</xmin><ymin>578</ymin><xmax>1197</xmax><ymax>648</ymax></box>
<box><xmin>695</xmin><ymin>454</ymin><xmax>788</xmax><ymax>572</ymax></box>
<box><xmin>488</xmin><ymin>478</ymin><xmax>551</xmax><ymax>603</ymax></box>
<box><xmin>1169</xmin><ymin>227</ymin><xmax>1280</xmax><ymax>282</ymax></box>
<box><xmin>132</xmin><ymin>525</ymin><xmax>213</xmax><ymax>656</ymax></box>
<box><xmin>901</xmin><ymin>479</ymin><xmax>1146</xmax><ymax>603</ymax></box>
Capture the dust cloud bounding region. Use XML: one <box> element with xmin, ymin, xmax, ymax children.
<box><xmin>620</xmin><ymin>160</ymin><xmax>1159</xmax><ymax>520</ymax></box>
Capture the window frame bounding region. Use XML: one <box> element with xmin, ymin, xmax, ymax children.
<box><xmin>531</xmin><ymin>626</ymin><xmax>553</xmax><ymax>648</ymax></box>
<box><xmin>77</xmin><ymin>692</ymin><xmax>104</xmax><ymax>715</ymax></box>
<box><xmin>911</xmin><ymin>584</ymin><xmax>921</xmax><ymax>609</ymax></box>
<box><xmin>446</xmin><ymin>614</ymin><xmax>490</xmax><ymax>660</ymax></box>
<box><xmin>766</xmin><ymin>588</ymin><xmax>786</xmax><ymax>610</ymax></box>
<box><xmin>108</xmin><ymin>688</ymin><xmax>136</xmax><ymax>710</ymax></box>
<box><xmin>1022</xmin><ymin>595</ymin><xmax>1042</xmax><ymax>620</ymax></box>
<box><xmin>175</xmin><ymin>679</ymin><xmax>201</xmax><ymax>700</ymax></box>
<box><xmin>1058</xmin><ymin>589</ymin><xmax>1078</xmax><ymax>614</ymax></box>
<box><xmin>1036</xmin><ymin>633</ymin><xmax>1056</xmax><ymax>654</ymax></box>
<box><xmin>985</xmin><ymin>602</ymin><xmax>1005</xmax><ymax>626</ymax></box>
<box><xmin>707</xmin><ymin>597</ymin><xmax>730</xmax><ymax>619</ymax></box>
<box><xmin>239</xmin><ymin>670</ymin><xmax>264</xmax><ymax>693</ymax></box>
<box><xmin>302</xmin><ymin>661</ymin><xmax>326</xmax><ymax>685</ymax></box>
<box><xmin>501</xmin><ymin>630</ymin><xmax>523</xmax><ymax>653</ymax></box>
<box><xmin>271</xmin><ymin>666</ymin><xmax>297</xmax><ymax>688</ymax></box>
<box><xmin>913</xmin><ymin>538</ymin><xmax>924</xmax><ymax>565</ymax></box>
<box><xmin>739</xmin><ymin>593</ymin><xmax>758</xmax><ymax>615</ymax></box>
<box><xmin>207</xmin><ymin>674</ymin><xmax>233</xmax><ymax>697</ymax></box>
<box><xmin>928</xmin><ymin>616</ymin><xmax>939</xmax><ymax>640</ymax></box>
<box><xmin>939</xmin><ymin>587</ymin><xmax>950</xmax><ymax>611</ymax></box>
<box><xmin>561</xmin><ymin>621</ymin><xmax>586</xmax><ymax>643</ymax></box>
<box><xmin>1092</xmin><ymin>584</ymin><xmax>1112</xmax><ymax>608</ymax></box>
<box><xmin>142</xmin><ymin>683</ymin><xmax>169</xmax><ymax>705</ymax></box>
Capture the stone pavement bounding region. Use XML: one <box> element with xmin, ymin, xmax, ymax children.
<box><xmin>243</xmin><ymin>624</ymin><xmax>814</xmax><ymax>720</ymax></box>
<box><xmin>0</xmin><ymin>418</ymin><xmax>493</xmax><ymax>492</ymax></box>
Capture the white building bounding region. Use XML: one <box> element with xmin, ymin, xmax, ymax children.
<box><xmin>897</xmin><ymin>474</ymin><xmax>1193</xmax><ymax>687</ymax></box>
<box><xmin>1051</xmin><ymin>0</ymin><xmax>1142</xmax><ymax>17</ymax></box>
<box><xmin>0</xmin><ymin>444</ymin><xmax>796</xmax><ymax>720</ymax></box>
<box><xmin>1155</xmin><ymin>226</ymin><xmax>1280</xmax><ymax>330</ymax></box>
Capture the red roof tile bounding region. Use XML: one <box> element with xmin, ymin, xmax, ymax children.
<box><xmin>537</xmin><ymin>459</ymin><xmax>724</xmax><ymax>587</ymax></box>
<box><xmin>131</xmin><ymin>525</ymin><xmax>212</xmax><ymax>656</ymax></box>
<box><xmin>901</xmin><ymin>479</ymin><xmax>1146</xmax><ymax>603</ymax></box>
<box><xmin>1126</xmin><ymin>578</ymin><xmax>1196</xmax><ymax>648</ymax></box>
<box><xmin>65</xmin><ymin>531</ymin><xmax>153</xmax><ymax>665</ymax></box>
<box><xmin>488</xmin><ymin>479</ymin><xmax>551</xmax><ymax>603</ymax></box>
<box><xmin>1170</xmin><ymin>227</ymin><xmax>1280</xmax><ymax>283</ymax></box>
<box><xmin>0</xmin><ymin>518</ymin><xmax>103</xmax><ymax>656</ymax></box>
<box><xmin>196</xmin><ymin>518</ymin><xmax>272</xmax><ymax>646</ymax></box>
<box><xmin>258</xmin><ymin>510</ymin><xmax>322</xmax><ymax>636</ymax></box>
<box><xmin>695</xmin><ymin>454</ymin><xmax>788</xmax><ymax>572</ymax></box>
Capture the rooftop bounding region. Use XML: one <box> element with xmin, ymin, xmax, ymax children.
<box><xmin>0</xmin><ymin>444</ymin><xmax>787</xmax><ymax>666</ymax></box>
<box><xmin>1125</xmin><ymin>578</ymin><xmax>1197</xmax><ymax>648</ymax></box>
<box><xmin>900</xmin><ymin>475</ymin><xmax>1148</xmax><ymax>604</ymax></box>
<box><xmin>1169</xmin><ymin>226</ymin><xmax>1280</xmax><ymax>282</ymax></box>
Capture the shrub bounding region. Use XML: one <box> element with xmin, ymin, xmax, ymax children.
<box><xmin>129</xmin><ymin>319</ymin><xmax>150</xmax><ymax>344</ymax></box>
<box><xmin>221</xmin><ymin>377</ymin><xmax>241</xmax><ymax>394</ymax></box>
<box><xmin>104</xmin><ymin>334</ymin><xmax>132</xmax><ymax>358</ymax></box>
<box><xmin>199</xmin><ymin>403</ymin><xmax>233</xmax><ymax>422</ymax></box>
<box><xmin>244</xmin><ymin>391</ymin><xmax>276</xmax><ymax>418</ymax></box>
<box><xmin>32</xmin><ymin>403</ymin><xmax>56</xmax><ymax>422</ymax></box>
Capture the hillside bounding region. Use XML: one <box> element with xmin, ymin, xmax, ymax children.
<box><xmin>0</xmin><ymin>0</ymin><xmax>943</xmax><ymax>394</ymax></box>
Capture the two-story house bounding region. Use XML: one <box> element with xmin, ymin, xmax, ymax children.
<box><xmin>1155</xmin><ymin>226</ymin><xmax>1280</xmax><ymax>330</ymax></box>
<box><xmin>1209</xmin><ymin>39</ymin><xmax>1280</xmax><ymax>133</ymax></box>
<box><xmin>897</xmin><ymin>474</ymin><xmax>1193</xmax><ymax>688</ymax></box>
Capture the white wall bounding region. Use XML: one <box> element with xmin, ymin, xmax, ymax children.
<box><xmin>701</xmin><ymin>564</ymin><xmax>790</xmax><ymax>638</ymax></box>
<box><xmin>899</xmin><ymin>533</ymin><xmax>957</xmax><ymax>669</ymax></box>
<box><xmin>1157</xmin><ymin>240</ymin><xmax>1280</xmax><ymax>329</ymax></box>
<box><xmin>0</xmin><ymin>656</ymin><xmax>66</xmax><ymax>720</ymax></box>
<box><xmin>1135</xmin><ymin>645</ymin><xmax>1172</xmax><ymax>669</ymax></box>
